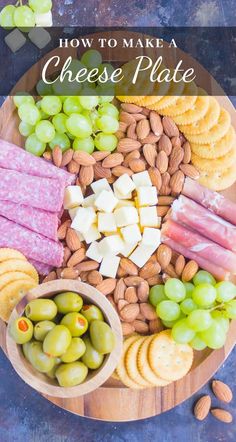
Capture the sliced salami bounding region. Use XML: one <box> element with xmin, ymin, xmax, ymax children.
<box><xmin>29</xmin><ymin>259</ymin><xmax>53</xmax><ymax>275</ymax></box>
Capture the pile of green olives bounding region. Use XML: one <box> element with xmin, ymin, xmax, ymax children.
<box><xmin>9</xmin><ymin>291</ymin><xmax>116</xmax><ymax>387</ymax></box>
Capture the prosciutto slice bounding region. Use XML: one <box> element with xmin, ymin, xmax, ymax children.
<box><xmin>162</xmin><ymin>219</ymin><xmax>236</xmax><ymax>274</ymax></box>
<box><xmin>171</xmin><ymin>195</ymin><xmax>236</xmax><ymax>252</ymax></box>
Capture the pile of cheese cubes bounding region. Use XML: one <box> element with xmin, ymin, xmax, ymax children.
<box><xmin>64</xmin><ymin>171</ymin><xmax>161</xmax><ymax>278</ymax></box>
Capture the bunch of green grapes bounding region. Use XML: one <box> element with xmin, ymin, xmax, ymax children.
<box><xmin>0</xmin><ymin>0</ymin><xmax>52</xmax><ymax>30</ymax></box>
<box><xmin>14</xmin><ymin>50</ymin><xmax>119</xmax><ymax>157</ymax></box>
<box><xmin>149</xmin><ymin>270</ymin><xmax>236</xmax><ymax>350</ymax></box>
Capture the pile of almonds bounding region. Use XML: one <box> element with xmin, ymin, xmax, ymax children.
<box><xmin>194</xmin><ymin>380</ymin><xmax>233</xmax><ymax>424</ymax></box>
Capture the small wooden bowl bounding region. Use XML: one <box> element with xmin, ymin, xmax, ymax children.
<box><xmin>6</xmin><ymin>279</ymin><xmax>123</xmax><ymax>398</ymax></box>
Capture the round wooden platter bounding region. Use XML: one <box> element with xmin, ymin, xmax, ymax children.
<box><xmin>0</xmin><ymin>31</ymin><xmax>236</xmax><ymax>421</ymax></box>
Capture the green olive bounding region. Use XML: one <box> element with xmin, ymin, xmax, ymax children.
<box><xmin>90</xmin><ymin>320</ymin><xmax>115</xmax><ymax>354</ymax></box>
<box><xmin>56</xmin><ymin>361</ymin><xmax>88</xmax><ymax>387</ymax></box>
<box><xmin>61</xmin><ymin>337</ymin><xmax>86</xmax><ymax>363</ymax></box>
<box><xmin>22</xmin><ymin>341</ymin><xmax>32</xmax><ymax>361</ymax></box>
<box><xmin>43</xmin><ymin>325</ymin><xmax>72</xmax><ymax>357</ymax></box>
<box><xmin>60</xmin><ymin>312</ymin><xmax>88</xmax><ymax>337</ymax></box>
<box><xmin>9</xmin><ymin>317</ymin><xmax>33</xmax><ymax>344</ymax></box>
<box><xmin>46</xmin><ymin>358</ymin><xmax>61</xmax><ymax>379</ymax></box>
<box><xmin>81</xmin><ymin>337</ymin><xmax>104</xmax><ymax>369</ymax></box>
<box><xmin>27</xmin><ymin>341</ymin><xmax>55</xmax><ymax>373</ymax></box>
<box><xmin>80</xmin><ymin>304</ymin><xmax>104</xmax><ymax>323</ymax></box>
<box><xmin>54</xmin><ymin>292</ymin><xmax>83</xmax><ymax>314</ymax></box>
<box><xmin>25</xmin><ymin>299</ymin><xmax>57</xmax><ymax>321</ymax></box>
<box><xmin>34</xmin><ymin>320</ymin><xmax>56</xmax><ymax>341</ymax></box>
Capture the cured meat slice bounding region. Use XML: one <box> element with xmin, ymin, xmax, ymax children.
<box><xmin>183</xmin><ymin>177</ymin><xmax>236</xmax><ymax>226</ymax></box>
<box><xmin>171</xmin><ymin>195</ymin><xmax>236</xmax><ymax>252</ymax></box>
<box><xmin>0</xmin><ymin>216</ymin><xmax>63</xmax><ymax>267</ymax></box>
<box><xmin>0</xmin><ymin>168</ymin><xmax>64</xmax><ymax>212</ymax></box>
<box><xmin>0</xmin><ymin>200</ymin><xmax>59</xmax><ymax>241</ymax></box>
<box><xmin>0</xmin><ymin>139</ymin><xmax>75</xmax><ymax>186</ymax></box>
<box><xmin>29</xmin><ymin>259</ymin><xmax>53</xmax><ymax>276</ymax></box>
<box><xmin>162</xmin><ymin>219</ymin><xmax>236</xmax><ymax>274</ymax></box>
<box><xmin>161</xmin><ymin>236</ymin><xmax>230</xmax><ymax>281</ymax></box>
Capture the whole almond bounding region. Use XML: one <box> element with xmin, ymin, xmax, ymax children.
<box><xmin>123</xmin><ymin>149</ymin><xmax>140</xmax><ymax>167</ymax></box>
<box><xmin>87</xmin><ymin>270</ymin><xmax>103</xmax><ymax>285</ymax></box>
<box><xmin>67</xmin><ymin>248</ymin><xmax>85</xmax><ymax>267</ymax></box>
<box><xmin>156</xmin><ymin>151</ymin><xmax>168</xmax><ymax>174</ymax></box>
<box><xmin>140</xmin><ymin>303</ymin><xmax>156</xmax><ymax>320</ymax></box>
<box><xmin>112</xmin><ymin>165</ymin><xmax>133</xmax><ymax>177</ymax></box>
<box><xmin>157</xmin><ymin>244</ymin><xmax>172</xmax><ymax>268</ymax></box>
<box><xmin>124</xmin><ymin>276</ymin><xmax>144</xmax><ymax>286</ymax></box>
<box><xmin>92</xmin><ymin>151</ymin><xmax>110</xmax><ymax>161</ymax></box>
<box><xmin>175</xmin><ymin>255</ymin><xmax>186</xmax><ymax>276</ymax></box>
<box><xmin>79</xmin><ymin>165</ymin><xmax>94</xmax><ymax>186</ymax></box>
<box><xmin>158</xmin><ymin>195</ymin><xmax>175</xmax><ymax>205</ymax></box>
<box><xmin>148</xmin><ymin>167</ymin><xmax>162</xmax><ymax>191</ymax></box>
<box><xmin>141</xmin><ymin>107</ymin><xmax>150</xmax><ymax>116</ymax></box>
<box><xmin>137</xmin><ymin>280</ymin><xmax>149</xmax><ymax>302</ymax></box>
<box><xmin>52</xmin><ymin>145</ymin><xmax>62</xmax><ymax>167</ymax></box>
<box><xmin>149</xmin><ymin>318</ymin><xmax>164</xmax><ymax>334</ymax></box>
<box><xmin>121</xmin><ymin>103</ymin><xmax>143</xmax><ymax>113</ymax></box>
<box><xmin>119</xmin><ymin>121</ymin><xmax>128</xmax><ymax>132</ymax></box>
<box><xmin>182</xmin><ymin>260</ymin><xmax>199</xmax><ymax>282</ymax></box>
<box><xmin>129</xmin><ymin>158</ymin><xmax>146</xmax><ymax>172</ymax></box>
<box><xmin>147</xmin><ymin>275</ymin><xmax>163</xmax><ymax>286</ymax></box>
<box><xmin>194</xmin><ymin>395</ymin><xmax>211</xmax><ymax>421</ymax></box>
<box><xmin>143</xmin><ymin>143</ymin><xmax>157</xmax><ymax>167</ymax></box>
<box><xmin>96</xmin><ymin>278</ymin><xmax>117</xmax><ymax>295</ymax></box>
<box><xmin>76</xmin><ymin>260</ymin><xmax>99</xmax><ymax>273</ymax></box>
<box><xmin>67</xmin><ymin>160</ymin><xmax>80</xmax><ymax>174</ymax></box>
<box><xmin>61</xmin><ymin>149</ymin><xmax>73</xmax><ymax>167</ymax></box>
<box><xmin>58</xmin><ymin>219</ymin><xmax>71</xmax><ymax>240</ymax></box>
<box><xmin>165</xmin><ymin>263</ymin><xmax>178</xmax><ymax>278</ymax></box>
<box><xmin>142</xmin><ymin>133</ymin><xmax>160</xmax><ymax>144</ymax></box>
<box><xmin>73</xmin><ymin>151</ymin><xmax>96</xmax><ymax>166</ymax></box>
<box><xmin>183</xmin><ymin>141</ymin><xmax>192</xmax><ymax>164</ymax></box>
<box><xmin>80</xmin><ymin>271</ymin><xmax>89</xmax><ymax>282</ymax></box>
<box><xmin>127</xmin><ymin>123</ymin><xmax>138</xmax><ymax>140</ymax></box>
<box><xmin>212</xmin><ymin>380</ymin><xmax>233</xmax><ymax>403</ymax></box>
<box><xmin>136</xmin><ymin>119</ymin><xmax>150</xmax><ymax>140</ymax></box>
<box><xmin>61</xmin><ymin>267</ymin><xmax>79</xmax><ymax>279</ymax></box>
<box><xmin>116</xmin><ymin>130</ymin><xmax>125</xmax><ymax>140</ymax></box>
<box><xmin>120</xmin><ymin>303</ymin><xmax>140</xmax><ymax>322</ymax></box>
<box><xmin>114</xmin><ymin>278</ymin><xmax>126</xmax><ymax>303</ymax></box>
<box><xmin>120</xmin><ymin>258</ymin><xmax>138</xmax><ymax>276</ymax></box>
<box><xmin>107</xmin><ymin>174</ymin><xmax>116</xmax><ymax>184</ymax></box>
<box><xmin>171</xmin><ymin>136</ymin><xmax>181</xmax><ymax>149</ymax></box>
<box><xmin>157</xmin><ymin>205</ymin><xmax>170</xmax><ymax>217</ymax></box>
<box><xmin>211</xmin><ymin>409</ymin><xmax>233</xmax><ymax>423</ymax></box>
<box><xmin>117</xmin><ymin>266</ymin><xmax>127</xmax><ymax>278</ymax></box>
<box><xmin>120</xmin><ymin>111</ymin><xmax>136</xmax><ymax>125</ymax></box>
<box><xmin>121</xmin><ymin>322</ymin><xmax>135</xmax><ymax>336</ymax></box>
<box><xmin>102</xmin><ymin>153</ymin><xmax>124</xmax><ymax>168</ymax></box>
<box><xmin>160</xmin><ymin>172</ymin><xmax>171</xmax><ymax>196</ymax></box>
<box><xmin>170</xmin><ymin>170</ymin><xmax>185</xmax><ymax>195</ymax></box>
<box><xmin>168</xmin><ymin>146</ymin><xmax>184</xmax><ymax>174</ymax></box>
<box><xmin>132</xmin><ymin>113</ymin><xmax>146</xmax><ymax>122</ymax></box>
<box><xmin>149</xmin><ymin>111</ymin><xmax>163</xmax><ymax>136</ymax></box>
<box><xmin>43</xmin><ymin>151</ymin><xmax>52</xmax><ymax>161</ymax></box>
<box><xmin>139</xmin><ymin>261</ymin><xmax>161</xmax><ymax>279</ymax></box>
<box><xmin>94</xmin><ymin>162</ymin><xmax>112</xmax><ymax>179</ymax></box>
<box><xmin>42</xmin><ymin>271</ymin><xmax>57</xmax><ymax>283</ymax></box>
<box><xmin>132</xmin><ymin>320</ymin><xmax>149</xmax><ymax>334</ymax></box>
<box><xmin>158</xmin><ymin>134</ymin><xmax>172</xmax><ymax>156</ymax></box>
<box><xmin>125</xmin><ymin>287</ymin><xmax>138</xmax><ymax>303</ymax></box>
<box><xmin>66</xmin><ymin>228</ymin><xmax>81</xmax><ymax>252</ymax></box>
<box><xmin>118</xmin><ymin>299</ymin><xmax>129</xmax><ymax>311</ymax></box>
<box><xmin>63</xmin><ymin>246</ymin><xmax>72</xmax><ymax>267</ymax></box>
<box><xmin>162</xmin><ymin>116</ymin><xmax>179</xmax><ymax>137</ymax></box>
<box><xmin>117</xmin><ymin>138</ymin><xmax>142</xmax><ymax>153</ymax></box>
<box><xmin>180</xmin><ymin>164</ymin><xmax>200</xmax><ymax>180</ymax></box>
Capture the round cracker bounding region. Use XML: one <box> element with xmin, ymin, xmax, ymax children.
<box><xmin>186</xmin><ymin>108</ymin><xmax>231</xmax><ymax>144</ymax></box>
<box><xmin>148</xmin><ymin>330</ymin><xmax>193</xmax><ymax>382</ymax></box>
<box><xmin>160</xmin><ymin>81</ymin><xmax>198</xmax><ymax>117</ymax></box>
<box><xmin>137</xmin><ymin>335</ymin><xmax>171</xmax><ymax>386</ymax></box>
<box><xmin>0</xmin><ymin>259</ymin><xmax>39</xmax><ymax>283</ymax></box>
<box><xmin>116</xmin><ymin>336</ymin><xmax>144</xmax><ymax>389</ymax></box>
<box><xmin>136</xmin><ymin>63</ymin><xmax>170</xmax><ymax>107</ymax></box>
<box><xmin>192</xmin><ymin>144</ymin><xmax>236</xmax><ymax>172</ymax></box>
<box><xmin>149</xmin><ymin>73</ymin><xmax>185</xmax><ymax>111</ymax></box>
<box><xmin>199</xmin><ymin>162</ymin><xmax>236</xmax><ymax>191</ymax></box>
<box><xmin>126</xmin><ymin>336</ymin><xmax>153</xmax><ymax>387</ymax></box>
<box><xmin>190</xmin><ymin>126</ymin><xmax>235</xmax><ymax>159</ymax></box>
<box><xmin>0</xmin><ymin>271</ymin><xmax>36</xmax><ymax>291</ymax></box>
<box><xmin>117</xmin><ymin>59</ymin><xmax>154</xmax><ymax>103</ymax></box>
<box><xmin>0</xmin><ymin>279</ymin><xmax>38</xmax><ymax>322</ymax></box>
<box><xmin>0</xmin><ymin>248</ymin><xmax>26</xmax><ymax>263</ymax></box>
<box><xmin>174</xmin><ymin>89</ymin><xmax>209</xmax><ymax>125</ymax></box>
<box><xmin>179</xmin><ymin>97</ymin><xmax>220</xmax><ymax>135</ymax></box>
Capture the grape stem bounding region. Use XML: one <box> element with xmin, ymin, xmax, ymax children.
<box><xmin>210</xmin><ymin>303</ymin><xmax>225</xmax><ymax>311</ymax></box>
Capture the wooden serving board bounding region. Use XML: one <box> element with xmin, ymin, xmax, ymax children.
<box><xmin>0</xmin><ymin>31</ymin><xmax>236</xmax><ymax>421</ymax></box>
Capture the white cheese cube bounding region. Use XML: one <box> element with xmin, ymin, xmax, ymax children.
<box><xmin>141</xmin><ymin>228</ymin><xmax>161</xmax><ymax>249</ymax></box>
<box><xmin>122</xmin><ymin>242</ymin><xmax>138</xmax><ymax>257</ymax></box>
<box><xmin>94</xmin><ymin>190</ymin><xmax>118</xmax><ymax>213</ymax></box>
<box><xmin>5</xmin><ymin>29</ymin><xmax>26</xmax><ymax>53</ymax></box>
<box><xmin>137</xmin><ymin>186</ymin><xmax>158</xmax><ymax>206</ymax></box>
<box><xmin>64</xmin><ymin>186</ymin><xmax>84</xmax><ymax>210</ymax></box>
<box><xmin>116</xmin><ymin>199</ymin><xmax>135</xmax><ymax>208</ymax></box>
<box><xmin>99</xmin><ymin>255</ymin><xmax>120</xmax><ymax>278</ymax></box>
<box><xmin>98</xmin><ymin>235</ymin><xmax>124</xmax><ymax>256</ymax></box>
<box><xmin>98</xmin><ymin>213</ymin><xmax>117</xmax><ymax>233</ymax></box>
<box><xmin>129</xmin><ymin>245</ymin><xmax>154</xmax><ymax>267</ymax></box>
<box><xmin>91</xmin><ymin>178</ymin><xmax>111</xmax><ymax>194</ymax></box>
<box><xmin>69</xmin><ymin>207</ymin><xmax>78</xmax><ymax>221</ymax></box>
<box><xmin>71</xmin><ymin>207</ymin><xmax>95</xmax><ymax>233</ymax></box>
<box><xmin>139</xmin><ymin>207</ymin><xmax>159</xmax><ymax>228</ymax></box>
<box><xmin>86</xmin><ymin>241</ymin><xmax>103</xmax><ymax>263</ymax></box>
<box><xmin>114</xmin><ymin>207</ymin><xmax>139</xmax><ymax>227</ymax></box>
<box><xmin>35</xmin><ymin>11</ymin><xmax>53</xmax><ymax>27</ymax></box>
<box><xmin>132</xmin><ymin>171</ymin><xmax>152</xmax><ymax>187</ymax></box>
<box><xmin>83</xmin><ymin>224</ymin><xmax>101</xmax><ymax>244</ymax></box>
<box><xmin>28</xmin><ymin>27</ymin><xmax>51</xmax><ymax>49</ymax></box>
<box><xmin>113</xmin><ymin>184</ymin><xmax>132</xmax><ymax>200</ymax></box>
<box><xmin>114</xmin><ymin>174</ymin><xmax>136</xmax><ymax>196</ymax></box>
<box><xmin>82</xmin><ymin>194</ymin><xmax>96</xmax><ymax>207</ymax></box>
<box><xmin>121</xmin><ymin>224</ymin><xmax>142</xmax><ymax>244</ymax></box>
<box><xmin>86</xmin><ymin>207</ymin><xmax>97</xmax><ymax>224</ymax></box>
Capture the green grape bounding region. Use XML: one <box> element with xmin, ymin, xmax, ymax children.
<box><xmin>215</xmin><ymin>281</ymin><xmax>236</xmax><ymax>303</ymax></box>
<box><xmin>162</xmin><ymin>312</ymin><xmax>186</xmax><ymax>328</ymax></box>
<box><xmin>13</xmin><ymin>93</ymin><xmax>34</xmax><ymax>108</ymax></box>
<box><xmin>199</xmin><ymin>321</ymin><xmax>226</xmax><ymax>349</ymax></box>
<box><xmin>63</xmin><ymin>97</ymin><xmax>82</xmax><ymax>115</ymax></box>
<box><xmin>81</xmin><ymin>49</ymin><xmax>102</xmax><ymax>69</ymax></box>
<box><xmin>19</xmin><ymin>121</ymin><xmax>34</xmax><ymax>137</ymax></box>
<box><xmin>224</xmin><ymin>299</ymin><xmax>236</xmax><ymax>319</ymax></box>
<box><xmin>73</xmin><ymin>137</ymin><xmax>94</xmax><ymax>154</ymax></box>
<box><xmin>67</xmin><ymin>132</ymin><xmax>75</xmax><ymax>140</ymax></box>
<box><xmin>187</xmin><ymin>309</ymin><xmax>213</xmax><ymax>332</ymax></box>
<box><xmin>25</xmin><ymin>134</ymin><xmax>46</xmax><ymax>156</ymax></box>
<box><xmin>52</xmin><ymin>113</ymin><xmax>68</xmax><ymax>134</ymax></box>
<box><xmin>97</xmin><ymin>115</ymin><xmax>119</xmax><ymax>134</ymax></box>
<box><xmin>192</xmin><ymin>284</ymin><xmax>217</xmax><ymax>307</ymax></box>
<box><xmin>193</xmin><ymin>270</ymin><xmax>216</xmax><ymax>286</ymax></box>
<box><xmin>0</xmin><ymin>5</ymin><xmax>16</xmax><ymax>29</ymax></box>
<box><xmin>66</xmin><ymin>114</ymin><xmax>92</xmax><ymax>139</ymax></box>
<box><xmin>69</xmin><ymin>59</ymin><xmax>86</xmax><ymax>77</ymax></box>
<box><xmin>29</xmin><ymin>0</ymin><xmax>52</xmax><ymax>14</ymax></box>
<box><xmin>98</xmin><ymin>63</ymin><xmax>115</xmax><ymax>76</ymax></box>
<box><xmin>211</xmin><ymin>311</ymin><xmax>229</xmax><ymax>333</ymax></box>
<box><xmin>98</xmin><ymin>103</ymin><xmax>119</xmax><ymax>119</ymax></box>
<box><xmin>80</xmin><ymin>95</ymin><xmax>99</xmax><ymax>110</ymax></box>
<box><xmin>36</xmin><ymin>79</ymin><xmax>52</xmax><ymax>96</ymax></box>
<box><xmin>49</xmin><ymin>133</ymin><xmax>70</xmax><ymax>152</ymax></box>
<box><xmin>98</xmin><ymin>94</ymin><xmax>114</xmax><ymax>104</ymax></box>
<box><xmin>156</xmin><ymin>300</ymin><xmax>181</xmax><ymax>321</ymax></box>
<box><xmin>53</xmin><ymin>77</ymin><xmax>82</xmax><ymax>96</ymax></box>
<box><xmin>35</xmin><ymin>101</ymin><xmax>48</xmax><ymax>119</ymax></box>
<box><xmin>183</xmin><ymin>282</ymin><xmax>195</xmax><ymax>298</ymax></box>
<box><xmin>41</xmin><ymin>96</ymin><xmax>62</xmax><ymax>116</ymax></box>
<box><xmin>82</xmin><ymin>109</ymin><xmax>99</xmax><ymax>131</ymax></box>
<box><xmin>94</xmin><ymin>133</ymin><xmax>117</xmax><ymax>152</ymax></box>
<box><xmin>18</xmin><ymin>103</ymin><xmax>41</xmax><ymax>126</ymax></box>
<box><xmin>180</xmin><ymin>298</ymin><xmax>197</xmax><ymax>315</ymax></box>
<box><xmin>190</xmin><ymin>335</ymin><xmax>207</xmax><ymax>351</ymax></box>
<box><xmin>164</xmin><ymin>278</ymin><xmax>186</xmax><ymax>303</ymax></box>
<box><xmin>149</xmin><ymin>285</ymin><xmax>166</xmax><ymax>307</ymax></box>
<box><xmin>14</xmin><ymin>6</ymin><xmax>35</xmax><ymax>30</ymax></box>
<box><xmin>35</xmin><ymin>120</ymin><xmax>55</xmax><ymax>143</ymax></box>
<box><xmin>172</xmin><ymin>319</ymin><xmax>195</xmax><ymax>344</ymax></box>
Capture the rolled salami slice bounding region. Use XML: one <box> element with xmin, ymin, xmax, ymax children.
<box><xmin>162</xmin><ymin>219</ymin><xmax>236</xmax><ymax>274</ymax></box>
<box><xmin>161</xmin><ymin>236</ymin><xmax>230</xmax><ymax>281</ymax></box>
<box><xmin>0</xmin><ymin>168</ymin><xmax>64</xmax><ymax>212</ymax></box>
<box><xmin>171</xmin><ymin>195</ymin><xmax>236</xmax><ymax>252</ymax></box>
<box><xmin>29</xmin><ymin>259</ymin><xmax>53</xmax><ymax>276</ymax></box>
<box><xmin>183</xmin><ymin>177</ymin><xmax>236</xmax><ymax>226</ymax></box>
<box><xmin>0</xmin><ymin>216</ymin><xmax>63</xmax><ymax>267</ymax></box>
<box><xmin>0</xmin><ymin>200</ymin><xmax>59</xmax><ymax>241</ymax></box>
<box><xmin>0</xmin><ymin>139</ymin><xmax>75</xmax><ymax>186</ymax></box>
